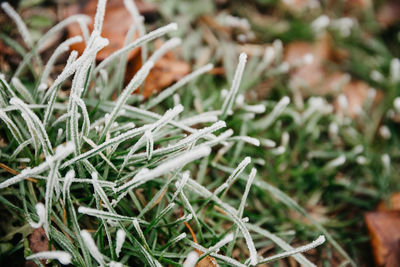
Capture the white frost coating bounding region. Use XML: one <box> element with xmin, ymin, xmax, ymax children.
<box><xmin>38</xmin><ymin>15</ymin><xmax>90</xmax><ymax>50</ymax></box>
<box><xmin>1</xmin><ymin>2</ymin><xmax>32</xmax><ymax>47</ymax></box>
<box><xmin>93</xmin><ymin>0</ymin><xmax>107</xmax><ymax>32</ymax></box>
<box><xmin>370</xmin><ymin>70</ymin><xmax>384</xmax><ymax>82</ymax></box>
<box><xmin>11</xmin><ymin>97</ymin><xmax>53</xmax><ymax>156</ymax></box>
<box><xmin>95</xmin><ymin>23</ymin><xmax>178</xmax><ymax>72</ymax></box>
<box><xmin>328</xmin><ymin>122</ymin><xmax>339</xmax><ymax>138</ymax></box>
<box><xmin>117</xmin><ymin>146</ymin><xmax>212</xmax><ymax>192</ymax></box>
<box><xmin>263</xmin><ymin>46</ymin><xmax>275</xmax><ymax>66</ymax></box>
<box><xmin>331</xmin><ymin>17</ymin><xmax>354</xmax><ymax>37</ymax></box>
<box><xmin>379</xmin><ymin>125</ymin><xmax>391</xmax><ymax>140</ymax></box>
<box><xmin>109</xmin><ymin>262</ymin><xmax>123</xmax><ymax>267</ymax></box>
<box><xmin>390</xmin><ymin>58</ymin><xmax>400</xmax><ymax>82</ymax></box>
<box><xmin>0</xmin><ymin>109</ymin><xmax>24</xmax><ymax>144</ymax></box>
<box><xmin>80</xmin><ymin>230</ymin><xmax>105</xmax><ymax>265</ymax></box>
<box><xmin>183</xmin><ymin>251</ymin><xmax>199</xmax><ymax>267</ymax></box>
<box><xmin>43</xmin><ymin>34</ymin><xmax>109</xmax><ymax>102</ymax></box>
<box><xmin>235</xmin><ymin>94</ymin><xmax>245</xmax><ymax>107</ymax></box>
<box><xmin>123</xmin><ymin>0</ymin><xmax>147</xmax><ymax>62</ymax></box>
<box><xmin>281</xmin><ymin>131</ymin><xmax>290</xmax><ymax>147</ymax></box>
<box><xmin>271</xmin><ymin>146</ymin><xmax>285</xmax><ymax>155</ymax></box>
<box><xmin>99</xmin><ymin>61</ymin><xmax>155</xmax><ymax>141</ymax></box>
<box><xmin>179</xmin><ymin>113</ymin><xmax>218</xmax><ymax>126</ymax></box>
<box><xmin>230</xmin><ymin>136</ymin><xmax>260</xmax><ymax>146</ymax></box>
<box><xmin>146</xmin><ymin>63</ymin><xmax>214</xmax><ymax>109</ymax></box>
<box><xmin>337</xmin><ymin>94</ymin><xmax>348</xmax><ymax>110</ymax></box>
<box><xmin>242</xmin><ymin>104</ymin><xmax>266</xmax><ymax>114</ymax></box>
<box><xmin>168</xmin><ymin>233</ymin><xmax>187</xmax><ymax>246</ymax></box>
<box><xmin>145</xmin><ymin>130</ymin><xmax>154</xmax><ymax>161</ymax></box>
<box><xmin>238</xmin><ymin>168</ymin><xmax>256</xmax><ymax>217</ymax></box>
<box><xmin>261</xmin><ymin>138</ymin><xmax>276</xmax><ymax>148</ymax></box>
<box><xmin>303</xmin><ymin>53</ymin><xmax>314</xmax><ymax>65</ymax></box>
<box><xmin>29</xmin><ymin>203</ymin><xmax>45</xmax><ymax>228</ymax></box>
<box><xmin>11</xmin><ymin>78</ymin><xmax>34</xmax><ymax>103</ymax></box>
<box><xmin>258</xmin><ymin>235</ymin><xmax>325</xmax><ymax>264</ymax></box>
<box><xmin>209</xmin><ymin>232</ymin><xmax>234</xmax><ymax>252</ymax></box>
<box><xmin>171</xmin><ymin>171</ymin><xmax>190</xmax><ymax>201</ymax></box>
<box><xmin>61</xmin><ymin>106</ymin><xmax>184</xmax><ymax>168</ymax></box>
<box><xmin>227</xmin><ymin>156</ymin><xmax>250</xmax><ymax>184</ymax></box>
<box><xmin>132</xmin><ymin>218</ymin><xmax>148</xmax><ymax>247</ymax></box>
<box><xmin>352</xmin><ymin>145</ymin><xmax>364</xmax><ymax>155</ymax></box>
<box><xmin>115</xmin><ymin>229</ymin><xmax>126</xmax><ymax>257</ymax></box>
<box><xmin>149</xmin><ymin>38</ymin><xmax>181</xmax><ymax>63</ymax></box>
<box><xmin>254</xmin><ymin>96</ymin><xmax>290</xmax><ymax>129</ymax></box>
<box><xmin>325</xmin><ymin>155</ymin><xmax>346</xmax><ymax>169</ymax></box>
<box><xmin>0</xmin><ymin>142</ymin><xmax>74</xmax><ymax>189</ymax></box>
<box><xmin>381</xmin><ymin>154</ymin><xmax>390</xmax><ymax>174</ymax></box>
<box><xmin>62</xmin><ymin>169</ymin><xmax>75</xmax><ymax>204</ymax></box>
<box><xmin>40</xmin><ymin>36</ymin><xmax>83</xmax><ymax>87</ymax></box>
<box><xmin>26</xmin><ymin>251</ymin><xmax>72</xmax><ymax>265</ymax></box>
<box><xmin>273</xmin><ymin>39</ymin><xmax>283</xmax><ymax>58</ymax></box>
<box><xmin>311</xmin><ymin>15</ymin><xmax>330</xmax><ymax>32</ymax></box>
<box><xmin>221</xmin><ymin>53</ymin><xmax>247</xmax><ymax>118</ymax></box>
<box><xmin>186</xmin><ymin>179</ymin><xmax>258</xmax><ymax>265</ymax></box>
<box><xmin>356</xmin><ymin>156</ymin><xmax>367</xmax><ymax>165</ymax></box>
<box><xmin>394</xmin><ymin>97</ymin><xmax>400</xmax><ymax>112</ymax></box>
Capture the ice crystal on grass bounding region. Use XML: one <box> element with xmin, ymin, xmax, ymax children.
<box><xmin>0</xmin><ymin>1</ymin><xmax>332</xmax><ymax>266</ymax></box>
<box><xmin>26</xmin><ymin>251</ymin><xmax>72</xmax><ymax>265</ymax></box>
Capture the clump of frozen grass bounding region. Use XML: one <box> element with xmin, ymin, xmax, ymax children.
<box><xmin>0</xmin><ymin>1</ymin><xmax>334</xmax><ymax>266</ymax></box>
<box><xmin>26</xmin><ymin>251</ymin><xmax>72</xmax><ymax>265</ymax></box>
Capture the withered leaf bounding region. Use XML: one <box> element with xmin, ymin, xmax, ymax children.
<box><xmin>365</xmin><ymin>211</ymin><xmax>400</xmax><ymax>266</ymax></box>
<box><xmin>66</xmin><ymin>0</ymin><xmax>142</xmax><ymax>61</ymax></box>
<box><xmin>125</xmin><ymin>40</ymin><xmax>190</xmax><ymax>98</ymax></box>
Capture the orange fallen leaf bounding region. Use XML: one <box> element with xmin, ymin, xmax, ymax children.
<box><xmin>284</xmin><ymin>35</ymin><xmax>340</xmax><ymax>96</ymax></box>
<box><xmin>66</xmin><ymin>0</ymin><xmax>156</xmax><ymax>61</ymax></box>
<box><xmin>377</xmin><ymin>1</ymin><xmax>400</xmax><ymax>28</ymax></box>
<box><xmin>285</xmin><ymin>35</ymin><xmax>381</xmax><ymax>117</ymax></box>
<box><xmin>125</xmin><ymin>40</ymin><xmax>190</xmax><ymax>98</ymax></box>
<box><xmin>333</xmin><ymin>80</ymin><xmax>382</xmax><ymax>118</ymax></box>
<box><xmin>378</xmin><ymin>192</ymin><xmax>400</xmax><ymax>212</ymax></box>
<box><xmin>26</xmin><ymin>227</ymin><xmax>55</xmax><ymax>267</ymax></box>
<box><xmin>365</xmin><ymin>211</ymin><xmax>400</xmax><ymax>266</ymax></box>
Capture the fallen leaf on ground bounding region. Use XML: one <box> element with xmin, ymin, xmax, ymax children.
<box><xmin>196</xmin><ymin>255</ymin><xmax>219</xmax><ymax>267</ymax></box>
<box><xmin>125</xmin><ymin>40</ymin><xmax>190</xmax><ymax>98</ymax></box>
<box><xmin>365</xmin><ymin>211</ymin><xmax>400</xmax><ymax>266</ymax></box>
<box><xmin>25</xmin><ymin>227</ymin><xmax>55</xmax><ymax>267</ymax></box>
<box><xmin>285</xmin><ymin>35</ymin><xmax>381</xmax><ymax>117</ymax></box>
<box><xmin>284</xmin><ymin>34</ymin><xmax>342</xmax><ymax>96</ymax></box>
<box><xmin>378</xmin><ymin>192</ymin><xmax>400</xmax><ymax>211</ymax></box>
<box><xmin>333</xmin><ymin>80</ymin><xmax>382</xmax><ymax>117</ymax></box>
<box><xmin>377</xmin><ymin>1</ymin><xmax>400</xmax><ymax>28</ymax></box>
<box><xmin>66</xmin><ymin>0</ymin><xmax>156</xmax><ymax>61</ymax></box>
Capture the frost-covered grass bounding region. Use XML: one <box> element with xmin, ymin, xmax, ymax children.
<box><xmin>0</xmin><ymin>1</ymin><xmax>330</xmax><ymax>266</ymax></box>
<box><xmin>1</xmin><ymin>0</ymin><xmax>399</xmax><ymax>266</ymax></box>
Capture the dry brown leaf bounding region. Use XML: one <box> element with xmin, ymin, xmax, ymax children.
<box><xmin>284</xmin><ymin>35</ymin><xmax>338</xmax><ymax>96</ymax></box>
<box><xmin>377</xmin><ymin>1</ymin><xmax>400</xmax><ymax>28</ymax></box>
<box><xmin>196</xmin><ymin>255</ymin><xmax>219</xmax><ymax>267</ymax></box>
<box><xmin>285</xmin><ymin>36</ymin><xmax>381</xmax><ymax>117</ymax></box>
<box><xmin>25</xmin><ymin>227</ymin><xmax>55</xmax><ymax>267</ymax></box>
<box><xmin>378</xmin><ymin>193</ymin><xmax>400</xmax><ymax>212</ymax></box>
<box><xmin>125</xmin><ymin>40</ymin><xmax>190</xmax><ymax>98</ymax></box>
<box><xmin>365</xmin><ymin>211</ymin><xmax>400</xmax><ymax>266</ymax></box>
<box><xmin>333</xmin><ymin>80</ymin><xmax>382</xmax><ymax>117</ymax></box>
<box><xmin>66</xmin><ymin>0</ymin><xmax>157</xmax><ymax>60</ymax></box>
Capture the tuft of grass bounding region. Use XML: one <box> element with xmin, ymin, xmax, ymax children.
<box><xmin>0</xmin><ymin>1</ymin><xmax>330</xmax><ymax>266</ymax></box>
